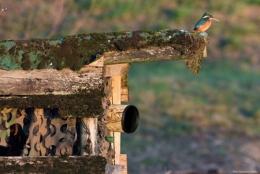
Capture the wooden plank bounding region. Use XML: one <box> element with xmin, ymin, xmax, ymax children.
<box><xmin>0</xmin><ymin>66</ymin><xmax>103</xmax><ymax>95</ymax></box>
<box><xmin>121</xmin><ymin>86</ymin><xmax>129</xmax><ymax>102</ymax></box>
<box><xmin>121</xmin><ymin>74</ymin><xmax>129</xmax><ymax>102</ymax></box>
<box><xmin>111</xmin><ymin>76</ymin><xmax>121</xmax><ymax>166</ymax></box>
<box><xmin>102</xmin><ymin>31</ymin><xmax>208</xmax><ymax>67</ymax></box>
<box><xmin>104</xmin><ymin>63</ymin><xmax>130</xmax><ymax>77</ymax></box>
<box><xmin>111</xmin><ymin>76</ymin><xmax>121</xmax><ymax>105</ymax></box>
<box><xmin>114</xmin><ymin>132</ymin><xmax>121</xmax><ymax>164</ymax></box>
<box><xmin>120</xmin><ymin>154</ymin><xmax>128</xmax><ymax>174</ymax></box>
<box><xmin>0</xmin><ymin>156</ymin><xmax>106</xmax><ymax>174</ymax></box>
<box><xmin>0</xmin><ymin>93</ymin><xmax>103</xmax><ymax>117</ymax></box>
<box><xmin>104</xmin><ymin>46</ymin><xmax>183</xmax><ymax>64</ymax></box>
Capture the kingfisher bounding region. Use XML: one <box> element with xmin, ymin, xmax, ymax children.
<box><xmin>193</xmin><ymin>12</ymin><xmax>219</xmax><ymax>32</ymax></box>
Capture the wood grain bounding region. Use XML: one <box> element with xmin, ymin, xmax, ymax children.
<box><xmin>0</xmin><ymin>66</ymin><xmax>103</xmax><ymax>95</ymax></box>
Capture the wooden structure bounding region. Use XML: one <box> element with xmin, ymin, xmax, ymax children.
<box><xmin>0</xmin><ymin>29</ymin><xmax>208</xmax><ymax>173</ymax></box>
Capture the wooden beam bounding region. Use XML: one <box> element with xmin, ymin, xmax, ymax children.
<box><xmin>0</xmin><ymin>156</ymin><xmax>106</xmax><ymax>174</ymax></box>
<box><xmin>104</xmin><ymin>63</ymin><xmax>130</xmax><ymax>77</ymax></box>
<box><xmin>0</xmin><ymin>66</ymin><xmax>103</xmax><ymax>95</ymax></box>
<box><xmin>111</xmin><ymin>76</ymin><xmax>121</xmax><ymax>165</ymax></box>
<box><xmin>0</xmin><ymin>93</ymin><xmax>103</xmax><ymax>117</ymax></box>
<box><xmin>0</xmin><ymin>30</ymin><xmax>208</xmax><ymax>74</ymax></box>
<box><xmin>0</xmin><ymin>65</ymin><xmax>103</xmax><ymax>117</ymax></box>
<box><xmin>104</xmin><ymin>46</ymin><xmax>185</xmax><ymax>64</ymax></box>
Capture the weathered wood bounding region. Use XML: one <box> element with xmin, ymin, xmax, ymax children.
<box><xmin>104</xmin><ymin>64</ymin><xmax>130</xmax><ymax>77</ymax></box>
<box><xmin>80</xmin><ymin>118</ymin><xmax>98</xmax><ymax>156</ymax></box>
<box><xmin>106</xmin><ymin>105</ymin><xmax>127</xmax><ymax>132</ymax></box>
<box><xmin>111</xmin><ymin>76</ymin><xmax>121</xmax><ymax>165</ymax></box>
<box><xmin>0</xmin><ymin>93</ymin><xmax>102</xmax><ymax>117</ymax></box>
<box><xmin>104</xmin><ymin>46</ymin><xmax>184</xmax><ymax>64</ymax></box>
<box><xmin>121</xmin><ymin>74</ymin><xmax>129</xmax><ymax>102</ymax></box>
<box><xmin>104</xmin><ymin>64</ymin><xmax>130</xmax><ymax>102</ymax></box>
<box><xmin>0</xmin><ymin>65</ymin><xmax>103</xmax><ymax>117</ymax></box>
<box><xmin>0</xmin><ymin>66</ymin><xmax>103</xmax><ymax>95</ymax></box>
<box><xmin>106</xmin><ymin>105</ymin><xmax>139</xmax><ymax>133</ymax></box>
<box><xmin>111</xmin><ymin>76</ymin><xmax>121</xmax><ymax>106</ymax></box>
<box><xmin>121</xmin><ymin>86</ymin><xmax>129</xmax><ymax>102</ymax></box>
<box><xmin>0</xmin><ymin>30</ymin><xmax>208</xmax><ymax>74</ymax></box>
<box><xmin>0</xmin><ymin>156</ymin><xmax>106</xmax><ymax>174</ymax></box>
<box><xmin>120</xmin><ymin>154</ymin><xmax>128</xmax><ymax>174</ymax></box>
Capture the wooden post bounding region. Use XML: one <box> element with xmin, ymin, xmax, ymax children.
<box><xmin>111</xmin><ymin>75</ymin><xmax>121</xmax><ymax>165</ymax></box>
<box><xmin>121</xmin><ymin>74</ymin><xmax>129</xmax><ymax>102</ymax></box>
<box><xmin>120</xmin><ymin>154</ymin><xmax>128</xmax><ymax>174</ymax></box>
<box><xmin>104</xmin><ymin>64</ymin><xmax>132</xmax><ymax>173</ymax></box>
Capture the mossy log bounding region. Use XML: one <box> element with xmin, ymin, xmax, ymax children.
<box><xmin>0</xmin><ymin>156</ymin><xmax>106</xmax><ymax>174</ymax></box>
<box><xmin>0</xmin><ymin>29</ymin><xmax>208</xmax><ymax>74</ymax></box>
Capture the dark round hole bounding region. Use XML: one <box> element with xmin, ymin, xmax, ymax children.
<box><xmin>121</xmin><ymin>105</ymin><xmax>139</xmax><ymax>133</ymax></box>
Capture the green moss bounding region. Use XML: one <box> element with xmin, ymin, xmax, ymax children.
<box><xmin>0</xmin><ymin>156</ymin><xmax>106</xmax><ymax>174</ymax></box>
<box><xmin>0</xmin><ymin>88</ymin><xmax>103</xmax><ymax>117</ymax></box>
<box><xmin>21</xmin><ymin>52</ymin><xmax>31</xmax><ymax>70</ymax></box>
<box><xmin>0</xmin><ymin>29</ymin><xmax>207</xmax><ymax>71</ymax></box>
<box><xmin>0</xmin><ymin>45</ymin><xmax>7</xmax><ymax>56</ymax></box>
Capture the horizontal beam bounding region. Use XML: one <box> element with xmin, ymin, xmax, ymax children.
<box><xmin>0</xmin><ymin>66</ymin><xmax>103</xmax><ymax>95</ymax></box>
<box><xmin>0</xmin><ymin>93</ymin><xmax>102</xmax><ymax>117</ymax></box>
<box><xmin>0</xmin><ymin>156</ymin><xmax>106</xmax><ymax>174</ymax></box>
<box><xmin>0</xmin><ymin>29</ymin><xmax>208</xmax><ymax>74</ymax></box>
<box><xmin>0</xmin><ymin>65</ymin><xmax>103</xmax><ymax>117</ymax></box>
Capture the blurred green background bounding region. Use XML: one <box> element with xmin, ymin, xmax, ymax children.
<box><xmin>1</xmin><ymin>0</ymin><xmax>260</xmax><ymax>173</ymax></box>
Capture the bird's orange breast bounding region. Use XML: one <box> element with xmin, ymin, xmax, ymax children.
<box><xmin>195</xmin><ymin>20</ymin><xmax>212</xmax><ymax>32</ymax></box>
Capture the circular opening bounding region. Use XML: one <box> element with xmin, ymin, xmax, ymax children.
<box><xmin>121</xmin><ymin>105</ymin><xmax>139</xmax><ymax>133</ymax></box>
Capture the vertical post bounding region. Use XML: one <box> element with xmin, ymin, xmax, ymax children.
<box><xmin>111</xmin><ymin>75</ymin><xmax>121</xmax><ymax>165</ymax></box>
<box><xmin>120</xmin><ymin>154</ymin><xmax>128</xmax><ymax>174</ymax></box>
<box><xmin>105</xmin><ymin>64</ymin><xmax>130</xmax><ymax>173</ymax></box>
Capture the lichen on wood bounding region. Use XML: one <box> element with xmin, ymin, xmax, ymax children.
<box><xmin>0</xmin><ymin>156</ymin><xmax>106</xmax><ymax>174</ymax></box>
<box><xmin>0</xmin><ymin>66</ymin><xmax>103</xmax><ymax>95</ymax></box>
<box><xmin>0</xmin><ymin>29</ymin><xmax>208</xmax><ymax>74</ymax></box>
<box><xmin>0</xmin><ymin>92</ymin><xmax>103</xmax><ymax>117</ymax></box>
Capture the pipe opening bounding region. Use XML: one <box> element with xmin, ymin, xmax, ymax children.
<box><xmin>121</xmin><ymin>105</ymin><xmax>139</xmax><ymax>133</ymax></box>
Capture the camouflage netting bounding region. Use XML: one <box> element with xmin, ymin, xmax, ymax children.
<box><xmin>0</xmin><ymin>108</ymin><xmax>77</xmax><ymax>156</ymax></box>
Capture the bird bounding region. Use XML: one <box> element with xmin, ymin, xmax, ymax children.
<box><xmin>193</xmin><ymin>12</ymin><xmax>219</xmax><ymax>32</ymax></box>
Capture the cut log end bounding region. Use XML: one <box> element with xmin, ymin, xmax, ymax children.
<box><xmin>106</xmin><ymin>105</ymin><xmax>139</xmax><ymax>133</ymax></box>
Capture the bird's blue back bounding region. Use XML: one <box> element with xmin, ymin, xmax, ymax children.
<box><xmin>193</xmin><ymin>18</ymin><xmax>208</xmax><ymax>30</ymax></box>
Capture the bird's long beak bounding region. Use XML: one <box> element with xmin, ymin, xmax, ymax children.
<box><xmin>211</xmin><ymin>17</ymin><xmax>219</xmax><ymax>22</ymax></box>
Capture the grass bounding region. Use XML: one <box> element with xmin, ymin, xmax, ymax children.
<box><xmin>122</xmin><ymin>58</ymin><xmax>260</xmax><ymax>173</ymax></box>
<box><xmin>128</xmin><ymin>59</ymin><xmax>260</xmax><ymax>115</ymax></box>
